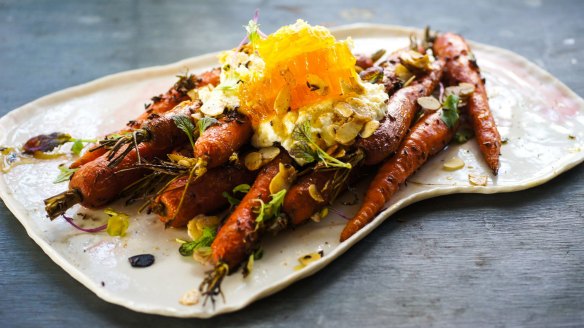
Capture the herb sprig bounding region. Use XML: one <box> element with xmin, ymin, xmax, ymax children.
<box><xmin>173</xmin><ymin>116</ymin><xmax>197</xmax><ymax>148</ymax></box>
<box><xmin>179</xmin><ymin>227</ymin><xmax>217</xmax><ymax>256</ymax></box>
<box><xmin>290</xmin><ymin>121</ymin><xmax>351</xmax><ymax>168</ymax></box>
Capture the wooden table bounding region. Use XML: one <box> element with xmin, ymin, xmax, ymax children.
<box><xmin>1</xmin><ymin>0</ymin><xmax>583</xmax><ymax>326</ymax></box>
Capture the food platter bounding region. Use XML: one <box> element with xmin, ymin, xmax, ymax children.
<box><xmin>0</xmin><ymin>24</ymin><xmax>583</xmax><ymax>318</ymax></box>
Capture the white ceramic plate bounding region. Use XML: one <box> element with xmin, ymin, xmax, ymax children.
<box><xmin>1</xmin><ymin>24</ymin><xmax>583</xmax><ymax>318</ymax></box>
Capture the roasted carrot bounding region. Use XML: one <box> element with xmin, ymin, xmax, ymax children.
<box><xmin>357</xmin><ymin>59</ymin><xmax>445</xmax><ymax>165</ymax></box>
<box><xmin>283</xmin><ymin>58</ymin><xmax>445</xmax><ymax>225</ymax></box>
<box><xmin>198</xmin><ymin>152</ymin><xmax>293</xmax><ymax>304</ymax></box>
<box><xmin>150</xmin><ymin>162</ymin><xmax>256</xmax><ymax>228</ymax></box>
<box><xmin>340</xmin><ymin>109</ymin><xmax>459</xmax><ymax>242</ymax></box>
<box><xmin>70</xmin><ymin>68</ymin><xmax>221</xmax><ymax>169</ymax></box>
<box><xmin>210</xmin><ymin>152</ymin><xmax>293</xmax><ymax>269</ymax></box>
<box><xmin>193</xmin><ymin>110</ymin><xmax>253</xmax><ymax>169</ymax></box>
<box><xmin>44</xmin><ymin>141</ymin><xmax>173</xmax><ymax>219</ymax></box>
<box><xmin>433</xmin><ymin>33</ymin><xmax>501</xmax><ymax>174</ymax></box>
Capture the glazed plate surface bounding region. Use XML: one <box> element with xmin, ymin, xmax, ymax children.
<box><xmin>1</xmin><ymin>25</ymin><xmax>583</xmax><ymax>317</ymax></box>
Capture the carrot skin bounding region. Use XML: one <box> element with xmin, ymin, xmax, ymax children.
<box><xmin>283</xmin><ymin>170</ymin><xmax>337</xmax><ymax>226</ymax></box>
<box><xmin>357</xmin><ymin>60</ymin><xmax>445</xmax><ymax>165</ymax></box>
<box><xmin>211</xmin><ymin>153</ymin><xmax>293</xmax><ymax>270</ymax></box>
<box><xmin>433</xmin><ymin>33</ymin><xmax>501</xmax><ymax>174</ymax></box>
<box><xmin>70</xmin><ymin>68</ymin><xmax>221</xmax><ymax>169</ymax></box>
<box><xmin>152</xmin><ymin>164</ymin><xmax>257</xmax><ymax>228</ymax></box>
<box><xmin>194</xmin><ymin>111</ymin><xmax>253</xmax><ymax>169</ymax></box>
<box><xmin>340</xmin><ymin>110</ymin><xmax>458</xmax><ymax>242</ymax></box>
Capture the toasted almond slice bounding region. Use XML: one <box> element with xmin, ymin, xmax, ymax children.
<box><xmin>179</xmin><ymin>289</ymin><xmax>201</xmax><ymax>306</ymax></box>
<box><xmin>334</xmin><ymin>102</ymin><xmax>354</xmax><ymax>118</ymax></box>
<box><xmin>458</xmin><ymin>82</ymin><xmax>476</xmax><ymax>96</ymax></box>
<box><xmin>417</xmin><ymin>96</ymin><xmax>442</xmax><ymax>111</ymax></box>
<box><xmin>360</xmin><ymin>120</ymin><xmax>380</xmax><ymax>138</ymax></box>
<box><xmin>259</xmin><ymin>146</ymin><xmax>280</xmax><ymax>162</ymax></box>
<box><xmin>443</xmin><ymin>156</ymin><xmax>465</xmax><ymax>171</ymax></box>
<box><xmin>468</xmin><ymin>174</ymin><xmax>488</xmax><ymax>186</ymax></box>
<box><xmin>335</xmin><ymin>120</ymin><xmax>363</xmax><ymax>144</ymax></box>
<box><xmin>273</xmin><ymin>87</ymin><xmax>291</xmax><ymax>115</ymax></box>
<box><xmin>244</xmin><ymin>152</ymin><xmax>263</xmax><ymax>171</ymax></box>
<box><xmin>269</xmin><ymin>163</ymin><xmax>297</xmax><ymax>194</ymax></box>
<box><xmin>308</xmin><ymin>184</ymin><xmax>325</xmax><ymax>203</ymax></box>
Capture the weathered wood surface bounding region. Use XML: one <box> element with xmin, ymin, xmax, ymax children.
<box><xmin>1</xmin><ymin>0</ymin><xmax>583</xmax><ymax>326</ymax></box>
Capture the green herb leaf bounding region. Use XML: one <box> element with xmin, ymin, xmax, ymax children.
<box><xmin>245</xmin><ymin>20</ymin><xmax>261</xmax><ymax>50</ymax></box>
<box><xmin>233</xmin><ymin>184</ymin><xmax>251</xmax><ymax>194</ymax></box>
<box><xmin>104</xmin><ymin>208</ymin><xmax>130</xmax><ymax>237</ymax></box>
<box><xmin>441</xmin><ymin>94</ymin><xmax>460</xmax><ymax>129</ymax></box>
<box><xmin>197</xmin><ymin>117</ymin><xmax>218</xmax><ymax>134</ymax></box>
<box><xmin>222</xmin><ymin>191</ymin><xmax>241</xmax><ymax>206</ymax></box>
<box><xmin>290</xmin><ymin>121</ymin><xmax>351</xmax><ymax>168</ymax></box>
<box><xmin>173</xmin><ymin>116</ymin><xmax>196</xmax><ymax>148</ymax></box>
<box><xmin>179</xmin><ymin>226</ymin><xmax>217</xmax><ymax>256</ymax></box>
<box><xmin>254</xmin><ymin>189</ymin><xmax>287</xmax><ymax>229</ymax></box>
<box><xmin>70</xmin><ymin>139</ymin><xmax>84</xmax><ymax>156</ymax></box>
<box><xmin>54</xmin><ymin>165</ymin><xmax>78</xmax><ymax>183</ymax></box>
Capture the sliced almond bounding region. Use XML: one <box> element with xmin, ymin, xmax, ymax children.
<box><xmin>179</xmin><ymin>289</ymin><xmax>201</xmax><ymax>306</ymax></box>
<box><xmin>333</xmin><ymin>102</ymin><xmax>354</xmax><ymax>118</ymax></box>
<box><xmin>417</xmin><ymin>96</ymin><xmax>442</xmax><ymax>111</ymax></box>
<box><xmin>443</xmin><ymin>156</ymin><xmax>465</xmax><ymax>171</ymax></box>
<box><xmin>321</xmin><ymin>124</ymin><xmax>337</xmax><ymax>147</ymax></box>
<box><xmin>187</xmin><ymin>214</ymin><xmax>220</xmax><ymax>240</ymax></box>
<box><xmin>468</xmin><ymin>174</ymin><xmax>488</xmax><ymax>186</ymax></box>
<box><xmin>259</xmin><ymin>146</ymin><xmax>280</xmax><ymax>162</ymax></box>
<box><xmin>273</xmin><ymin>87</ymin><xmax>291</xmax><ymax>115</ymax></box>
<box><xmin>458</xmin><ymin>82</ymin><xmax>476</xmax><ymax>97</ymax></box>
<box><xmin>269</xmin><ymin>163</ymin><xmax>297</xmax><ymax>194</ymax></box>
<box><xmin>244</xmin><ymin>152</ymin><xmax>263</xmax><ymax>171</ymax></box>
<box><xmin>335</xmin><ymin>120</ymin><xmax>363</xmax><ymax>144</ymax></box>
<box><xmin>308</xmin><ymin>184</ymin><xmax>325</xmax><ymax>203</ymax></box>
<box><xmin>394</xmin><ymin>63</ymin><xmax>413</xmax><ymax>83</ymax></box>
<box><xmin>360</xmin><ymin>120</ymin><xmax>380</xmax><ymax>138</ymax></box>
<box><xmin>294</xmin><ymin>251</ymin><xmax>324</xmax><ymax>270</ymax></box>
<box><xmin>306</xmin><ymin>74</ymin><xmax>328</xmax><ymax>96</ymax></box>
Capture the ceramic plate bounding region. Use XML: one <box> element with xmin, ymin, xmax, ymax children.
<box><xmin>1</xmin><ymin>24</ymin><xmax>583</xmax><ymax>318</ymax></box>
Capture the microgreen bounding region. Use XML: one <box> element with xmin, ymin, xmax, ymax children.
<box><xmin>173</xmin><ymin>115</ymin><xmax>196</xmax><ymax>148</ymax></box>
<box><xmin>179</xmin><ymin>227</ymin><xmax>217</xmax><ymax>256</ymax></box>
<box><xmin>54</xmin><ymin>165</ymin><xmax>78</xmax><ymax>183</ymax></box>
<box><xmin>290</xmin><ymin>121</ymin><xmax>351</xmax><ymax>168</ymax></box>
<box><xmin>440</xmin><ymin>94</ymin><xmax>460</xmax><ymax>129</ymax></box>
<box><xmin>197</xmin><ymin>117</ymin><xmax>218</xmax><ymax>134</ymax></box>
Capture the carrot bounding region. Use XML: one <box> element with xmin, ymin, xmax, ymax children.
<box><xmin>340</xmin><ymin>109</ymin><xmax>459</xmax><ymax>242</ymax></box>
<box><xmin>193</xmin><ymin>110</ymin><xmax>253</xmax><ymax>169</ymax></box>
<box><xmin>70</xmin><ymin>68</ymin><xmax>221</xmax><ymax>169</ymax></box>
<box><xmin>150</xmin><ymin>162</ymin><xmax>256</xmax><ymax>228</ymax></box>
<box><xmin>356</xmin><ymin>59</ymin><xmax>445</xmax><ymax>165</ymax></box>
<box><xmin>283</xmin><ymin>169</ymin><xmax>337</xmax><ymax>225</ymax></box>
<box><xmin>199</xmin><ymin>152</ymin><xmax>293</xmax><ymax>304</ymax></box>
<box><xmin>283</xmin><ymin>58</ymin><xmax>445</xmax><ymax>226</ymax></box>
<box><xmin>433</xmin><ymin>33</ymin><xmax>501</xmax><ymax>174</ymax></box>
<box><xmin>44</xmin><ymin>141</ymin><xmax>173</xmax><ymax>219</ymax></box>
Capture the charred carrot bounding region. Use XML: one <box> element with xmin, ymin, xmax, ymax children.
<box><xmin>340</xmin><ymin>108</ymin><xmax>459</xmax><ymax>242</ymax></box>
<box><xmin>200</xmin><ymin>152</ymin><xmax>293</xmax><ymax>304</ymax></box>
<box><xmin>193</xmin><ymin>110</ymin><xmax>253</xmax><ymax>170</ymax></box>
<box><xmin>44</xmin><ymin>141</ymin><xmax>174</xmax><ymax>219</ymax></box>
<box><xmin>433</xmin><ymin>33</ymin><xmax>501</xmax><ymax>174</ymax></box>
<box><xmin>357</xmin><ymin>59</ymin><xmax>445</xmax><ymax>165</ymax></box>
<box><xmin>70</xmin><ymin>68</ymin><xmax>221</xmax><ymax>168</ymax></box>
<box><xmin>150</xmin><ymin>162</ymin><xmax>256</xmax><ymax>228</ymax></box>
<box><xmin>283</xmin><ymin>59</ymin><xmax>445</xmax><ymax>225</ymax></box>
